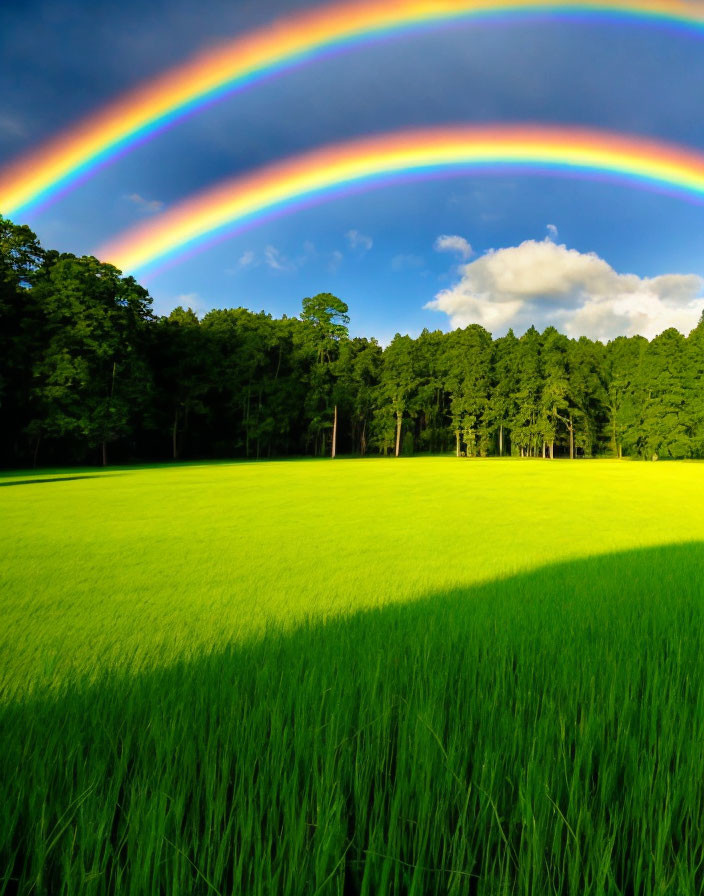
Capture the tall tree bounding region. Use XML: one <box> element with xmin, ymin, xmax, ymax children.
<box><xmin>299</xmin><ymin>293</ymin><xmax>350</xmax><ymax>458</ymax></box>
<box><xmin>568</xmin><ymin>336</ymin><xmax>607</xmax><ymax>458</ymax></box>
<box><xmin>377</xmin><ymin>334</ymin><xmax>418</xmax><ymax>457</ymax></box>
<box><xmin>488</xmin><ymin>329</ymin><xmax>519</xmax><ymax>457</ymax></box>
<box><xmin>512</xmin><ymin>326</ymin><xmax>543</xmax><ymax>457</ymax></box>
<box><xmin>636</xmin><ymin>328</ymin><xmax>692</xmax><ymax>459</ymax></box>
<box><xmin>414</xmin><ymin>329</ymin><xmax>449</xmax><ymax>454</ymax></box>
<box><xmin>153</xmin><ymin>307</ymin><xmax>211</xmax><ymax>460</ymax></box>
<box><xmin>540</xmin><ymin>327</ymin><xmax>572</xmax><ymax>459</ymax></box>
<box><xmin>28</xmin><ymin>255</ymin><xmax>152</xmax><ymax>465</ymax></box>
<box><xmin>687</xmin><ymin>314</ymin><xmax>704</xmax><ymax>456</ymax></box>
<box><xmin>0</xmin><ymin>217</ymin><xmax>44</xmax><ymax>464</ymax></box>
<box><xmin>604</xmin><ymin>336</ymin><xmax>646</xmax><ymax>458</ymax></box>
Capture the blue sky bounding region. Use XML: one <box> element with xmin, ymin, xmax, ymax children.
<box><xmin>2</xmin><ymin>0</ymin><xmax>704</xmax><ymax>341</ymax></box>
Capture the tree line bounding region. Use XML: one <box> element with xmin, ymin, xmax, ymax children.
<box><xmin>2</xmin><ymin>215</ymin><xmax>703</xmax><ymax>467</ymax></box>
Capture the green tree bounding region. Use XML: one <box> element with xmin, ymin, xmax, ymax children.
<box><xmin>687</xmin><ymin>314</ymin><xmax>704</xmax><ymax>456</ymax></box>
<box><xmin>28</xmin><ymin>255</ymin><xmax>152</xmax><ymax>465</ymax></box>
<box><xmin>512</xmin><ymin>326</ymin><xmax>543</xmax><ymax>457</ymax></box>
<box><xmin>604</xmin><ymin>336</ymin><xmax>646</xmax><ymax>458</ymax></box>
<box><xmin>0</xmin><ymin>217</ymin><xmax>44</xmax><ymax>464</ymax></box>
<box><xmin>568</xmin><ymin>337</ymin><xmax>607</xmax><ymax>458</ymax></box>
<box><xmin>414</xmin><ymin>328</ymin><xmax>449</xmax><ymax>454</ymax></box>
<box><xmin>488</xmin><ymin>329</ymin><xmax>519</xmax><ymax>457</ymax></box>
<box><xmin>540</xmin><ymin>327</ymin><xmax>572</xmax><ymax>459</ymax></box>
<box><xmin>299</xmin><ymin>293</ymin><xmax>350</xmax><ymax>458</ymax></box>
<box><xmin>376</xmin><ymin>334</ymin><xmax>418</xmax><ymax>457</ymax></box>
<box><xmin>153</xmin><ymin>307</ymin><xmax>211</xmax><ymax>460</ymax></box>
<box><xmin>636</xmin><ymin>329</ymin><xmax>692</xmax><ymax>459</ymax></box>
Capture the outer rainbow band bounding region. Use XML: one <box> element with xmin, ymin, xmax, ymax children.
<box><xmin>96</xmin><ymin>125</ymin><xmax>704</xmax><ymax>273</ymax></box>
<box><xmin>2</xmin><ymin>0</ymin><xmax>704</xmax><ymax>216</ymax></box>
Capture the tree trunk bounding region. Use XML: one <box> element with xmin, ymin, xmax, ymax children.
<box><xmin>499</xmin><ymin>424</ymin><xmax>503</xmax><ymax>457</ymax></box>
<box><xmin>183</xmin><ymin>405</ymin><xmax>190</xmax><ymax>459</ymax></box>
<box><xmin>256</xmin><ymin>388</ymin><xmax>262</xmax><ymax>460</ymax></box>
<box><xmin>549</xmin><ymin>441</ymin><xmax>554</xmax><ymax>460</ymax></box>
<box><xmin>542</xmin><ymin>441</ymin><xmax>546</xmax><ymax>459</ymax></box>
<box><xmin>361</xmin><ymin>420</ymin><xmax>367</xmax><ymax>457</ymax></box>
<box><xmin>245</xmin><ymin>388</ymin><xmax>251</xmax><ymax>458</ymax></box>
<box><xmin>569</xmin><ymin>415</ymin><xmax>574</xmax><ymax>460</ymax></box>
<box><xmin>456</xmin><ymin>430</ymin><xmax>461</xmax><ymax>458</ymax></box>
<box><xmin>33</xmin><ymin>436</ymin><xmax>41</xmax><ymax>469</ymax></box>
<box><xmin>102</xmin><ymin>360</ymin><xmax>117</xmax><ymax>468</ymax></box>
<box><xmin>172</xmin><ymin>410</ymin><xmax>179</xmax><ymax>460</ymax></box>
<box><xmin>395</xmin><ymin>412</ymin><xmax>402</xmax><ymax>457</ymax></box>
<box><xmin>331</xmin><ymin>404</ymin><xmax>338</xmax><ymax>458</ymax></box>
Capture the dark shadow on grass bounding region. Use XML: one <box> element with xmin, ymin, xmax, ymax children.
<box><xmin>3</xmin><ymin>542</ymin><xmax>704</xmax><ymax>895</ymax></box>
<box><xmin>0</xmin><ymin>456</ymin><xmax>341</xmax><ymax>478</ymax></box>
<box><xmin>0</xmin><ymin>474</ymin><xmax>121</xmax><ymax>487</ymax></box>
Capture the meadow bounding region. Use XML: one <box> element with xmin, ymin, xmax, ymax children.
<box><xmin>2</xmin><ymin>457</ymin><xmax>704</xmax><ymax>894</ymax></box>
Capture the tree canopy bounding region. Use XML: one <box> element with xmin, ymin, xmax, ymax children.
<box><xmin>1</xmin><ymin>215</ymin><xmax>703</xmax><ymax>466</ymax></box>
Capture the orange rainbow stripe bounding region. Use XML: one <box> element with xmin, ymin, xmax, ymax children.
<box><xmin>2</xmin><ymin>0</ymin><xmax>704</xmax><ymax>216</ymax></box>
<box><xmin>96</xmin><ymin>125</ymin><xmax>704</xmax><ymax>273</ymax></box>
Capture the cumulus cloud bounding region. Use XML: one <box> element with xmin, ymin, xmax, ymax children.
<box><xmin>124</xmin><ymin>192</ymin><xmax>164</xmax><ymax>214</ymax></box>
<box><xmin>426</xmin><ymin>239</ymin><xmax>704</xmax><ymax>340</ymax></box>
<box><xmin>434</xmin><ymin>234</ymin><xmax>473</xmax><ymax>260</ymax></box>
<box><xmin>346</xmin><ymin>229</ymin><xmax>373</xmax><ymax>252</ymax></box>
<box><xmin>546</xmin><ymin>224</ymin><xmax>559</xmax><ymax>241</ymax></box>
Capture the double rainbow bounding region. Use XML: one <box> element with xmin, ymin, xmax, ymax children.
<box><xmin>2</xmin><ymin>0</ymin><xmax>704</xmax><ymax>216</ymax></box>
<box><xmin>97</xmin><ymin>125</ymin><xmax>704</xmax><ymax>273</ymax></box>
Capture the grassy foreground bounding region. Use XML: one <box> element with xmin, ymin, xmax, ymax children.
<box><xmin>2</xmin><ymin>458</ymin><xmax>704</xmax><ymax>894</ymax></box>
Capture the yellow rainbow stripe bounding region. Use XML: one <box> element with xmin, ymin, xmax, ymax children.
<box><xmin>2</xmin><ymin>0</ymin><xmax>704</xmax><ymax>216</ymax></box>
<box><xmin>96</xmin><ymin>125</ymin><xmax>704</xmax><ymax>273</ymax></box>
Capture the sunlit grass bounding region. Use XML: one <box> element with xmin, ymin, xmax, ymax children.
<box><xmin>2</xmin><ymin>458</ymin><xmax>704</xmax><ymax>894</ymax></box>
<box><xmin>2</xmin><ymin>457</ymin><xmax>703</xmax><ymax>698</ymax></box>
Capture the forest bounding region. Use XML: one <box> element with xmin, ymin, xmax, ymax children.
<box><xmin>2</xmin><ymin>214</ymin><xmax>703</xmax><ymax>467</ymax></box>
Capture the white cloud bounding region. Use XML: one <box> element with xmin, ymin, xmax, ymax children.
<box><xmin>434</xmin><ymin>234</ymin><xmax>473</xmax><ymax>260</ymax></box>
<box><xmin>546</xmin><ymin>224</ymin><xmax>559</xmax><ymax>241</ymax></box>
<box><xmin>426</xmin><ymin>239</ymin><xmax>704</xmax><ymax>340</ymax></box>
<box><xmin>124</xmin><ymin>192</ymin><xmax>164</xmax><ymax>214</ymax></box>
<box><xmin>226</xmin><ymin>242</ymin><xmax>317</xmax><ymax>275</ymax></box>
<box><xmin>237</xmin><ymin>249</ymin><xmax>255</xmax><ymax>268</ymax></box>
<box><xmin>264</xmin><ymin>245</ymin><xmax>296</xmax><ymax>272</ymax></box>
<box><xmin>346</xmin><ymin>229</ymin><xmax>373</xmax><ymax>252</ymax></box>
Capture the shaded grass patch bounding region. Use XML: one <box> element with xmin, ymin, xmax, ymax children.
<box><xmin>3</xmin><ymin>543</ymin><xmax>704</xmax><ymax>895</ymax></box>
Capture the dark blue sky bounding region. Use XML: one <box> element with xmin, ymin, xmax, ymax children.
<box><xmin>2</xmin><ymin>0</ymin><xmax>704</xmax><ymax>340</ymax></box>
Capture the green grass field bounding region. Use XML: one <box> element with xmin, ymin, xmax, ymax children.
<box><xmin>2</xmin><ymin>458</ymin><xmax>704</xmax><ymax>894</ymax></box>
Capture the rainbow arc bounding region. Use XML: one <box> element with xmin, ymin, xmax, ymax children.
<box><xmin>96</xmin><ymin>125</ymin><xmax>704</xmax><ymax>273</ymax></box>
<box><xmin>2</xmin><ymin>0</ymin><xmax>704</xmax><ymax>215</ymax></box>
